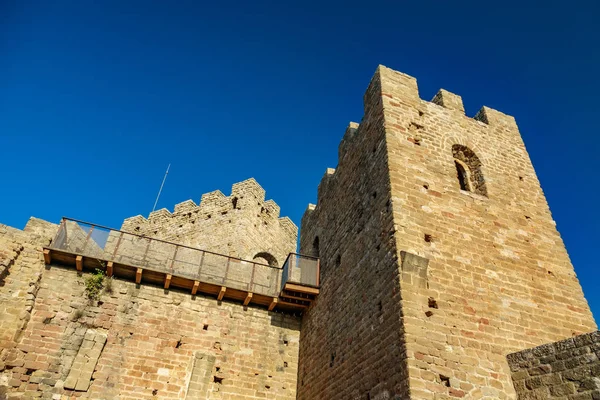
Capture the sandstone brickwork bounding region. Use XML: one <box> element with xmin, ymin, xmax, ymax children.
<box><xmin>0</xmin><ymin>253</ymin><xmax>300</xmax><ymax>399</ymax></box>
<box><xmin>0</xmin><ymin>218</ymin><xmax>57</xmax><ymax>368</ymax></box>
<box><xmin>507</xmin><ymin>331</ymin><xmax>600</xmax><ymax>399</ymax></box>
<box><xmin>0</xmin><ymin>180</ymin><xmax>302</xmax><ymax>399</ymax></box>
<box><xmin>1</xmin><ymin>65</ymin><xmax>598</xmax><ymax>400</ymax></box>
<box><xmin>121</xmin><ymin>178</ymin><xmax>297</xmax><ymax>267</ymax></box>
<box><xmin>298</xmin><ymin>65</ymin><xmax>597</xmax><ymax>400</ymax></box>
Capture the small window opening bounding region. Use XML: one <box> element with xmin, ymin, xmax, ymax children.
<box><xmin>253</xmin><ymin>252</ymin><xmax>278</xmax><ymax>267</ymax></box>
<box><xmin>425</xmin><ymin>311</ymin><xmax>434</xmax><ymax>317</ymax></box>
<box><xmin>213</xmin><ymin>376</ymin><xmax>223</xmax><ymax>384</ymax></box>
<box><xmin>440</xmin><ymin>375</ymin><xmax>451</xmax><ymax>387</ymax></box>
<box><xmin>335</xmin><ymin>255</ymin><xmax>341</xmax><ymax>267</ymax></box>
<box><xmin>312</xmin><ymin>236</ymin><xmax>320</xmax><ymax>258</ymax></box>
<box><xmin>428</xmin><ymin>297</ymin><xmax>438</xmax><ymax>309</ymax></box>
<box><xmin>424</xmin><ymin>234</ymin><xmax>433</xmax><ymax>243</ymax></box>
<box><xmin>203</xmin><ymin>324</ymin><xmax>209</xmax><ymax>330</ymax></box>
<box><xmin>175</xmin><ymin>339</ymin><xmax>182</xmax><ymax>348</ymax></box>
<box><xmin>232</xmin><ymin>197</ymin><xmax>238</xmax><ymax>209</ymax></box>
<box><xmin>455</xmin><ymin>161</ymin><xmax>469</xmax><ymax>191</ymax></box>
<box><xmin>452</xmin><ymin>144</ymin><xmax>488</xmax><ymax>196</ymax></box>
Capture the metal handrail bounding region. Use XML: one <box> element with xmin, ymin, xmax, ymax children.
<box><xmin>50</xmin><ymin>217</ymin><xmax>321</xmax><ymax>297</ymax></box>
<box><xmin>57</xmin><ymin>217</ymin><xmax>280</xmax><ymax>269</ymax></box>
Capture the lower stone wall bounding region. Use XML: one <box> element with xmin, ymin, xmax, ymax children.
<box><xmin>0</xmin><ymin>233</ymin><xmax>301</xmax><ymax>399</ymax></box>
<box><xmin>0</xmin><ymin>218</ymin><xmax>56</xmax><ymax>360</ymax></box>
<box><xmin>507</xmin><ymin>331</ymin><xmax>600</xmax><ymax>399</ymax></box>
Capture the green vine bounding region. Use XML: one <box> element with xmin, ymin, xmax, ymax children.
<box><xmin>84</xmin><ymin>269</ymin><xmax>105</xmax><ymax>300</ymax></box>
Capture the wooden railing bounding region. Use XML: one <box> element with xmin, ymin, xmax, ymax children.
<box><xmin>48</xmin><ymin>218</ymin><xmax>319</xmax><ymax>302</ymax></box>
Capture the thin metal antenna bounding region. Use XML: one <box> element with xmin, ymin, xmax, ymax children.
<box><xmin>152</xmin><ymin>164</ymin><xmax>170</xmax><ymax>213</ymax></box>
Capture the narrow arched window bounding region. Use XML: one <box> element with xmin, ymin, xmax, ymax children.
<box><xmin>452</xmin><ymin>144</ymin><xmax>488</xmax><ymax>197</ymax></box>
<box><xmin>312</xmin><ymin>236</ymin><xmax>320</xmax><ymax>258</ymax></box>
<box><xmin>253</xmin><ymin>252</ymin><xmax>278</xmax><ymax>267</ymax></box>
<box><xmin>454</xmin><ymin>160</ymin><xmax>470</xmax><ymax>191</ymax></box>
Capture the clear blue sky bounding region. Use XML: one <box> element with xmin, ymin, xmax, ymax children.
<box><xmin>1</xmin><ymin>1</ymin><xmax>598</xmax><ymax>320</ymax></box>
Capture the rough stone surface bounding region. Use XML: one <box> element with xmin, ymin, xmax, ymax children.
<box><xmin>297</xmin><ymin>65</ymin><xmax>597</xmax><ymax>400</ymax></box>
<box><xmin>0</xmin><ymin>261</ymin><xmax>300</xmax><ymax>399</ymax></box>
<box><xmin>121</xmin><ymin>178</ymin><xmax>297</xmax><ymax>267</ymax></box>
<box><xmin>0</xmin><ymin>183</ymin><xmax>300</xmax><ymax>399</ymax></box>
<box><xmin>0</xmin><ymin>65</ymin><xmax>597</xmax><ymax>400</ymax></box>
<box><xmin>507</xmin><ymin>331</ymin><xmax>600</xmax><ymax>399</ymax></box>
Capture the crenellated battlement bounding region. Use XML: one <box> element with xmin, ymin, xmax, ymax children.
<box><xmin>121</xmin><ymin>178</ymin><xmax>297</xmax><ymax>267</ymax></box>
<box><xmin>308</xmin><ymin>65</ymin><xmax>524</xmax><ymax>221</ymax></box>
<box><xmin>373</xmin><ymin>65</ymin><xmax>518</xmax><ymax>128</ymax></box>
<box><xmin>123</xmin><ymin>179</ymin><xmax>293</xmax><ymax>231</ymax></box>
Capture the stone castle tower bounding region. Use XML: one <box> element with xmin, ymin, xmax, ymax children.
<box><xmin>0</xmin><ymin>65</ymin><xmax>597</xmax><ymax>399</ymax></box>
<box><xmin>297</xmin><ymin>66</ymin><xmax>597</xmax><ymax>399</ymax></box>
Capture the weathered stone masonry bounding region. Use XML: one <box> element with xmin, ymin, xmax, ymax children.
<box><xmin>121</xmin><ymin>178</ymin><xmax>297</xmax><ymax>267</ymax></box>
<box><xmin>0</xmin><ymin>181</ymin><xmax>302</xmax><ymax>400</ymax></box>
<box><xmin>0</xmin><ymin>65</ymin><xmax>598</xmax><ymax>400</ymax></box>
<box><xmin>298</xmin><ymin>65</ymin><xmax>597</xmax><ymax>400</ymax></box>
<box><xmin>507</xmin><ymin>331</ymin><xmax>600</xmax><ymax>399</ymax></box>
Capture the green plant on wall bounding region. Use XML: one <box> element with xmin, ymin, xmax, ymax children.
<box><xmin>84</xmin><ymin>269</ymin><xmax>105</xmax><ymax>300</ymax></box>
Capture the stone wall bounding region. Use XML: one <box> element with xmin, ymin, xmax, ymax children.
<box><xmin>507</xmin><ymin>331</ymin><xmax>600</xmax><ymax>399</ymax></box>
<box><xmin>297</xmin><ymin>71</ymin><xmax>410</xmax><ymax>399</ymax></box>
<box><xmin>0</xmin><ymin>221</ymin><xmax>301</xmax><ymax>399</ymax></box>
<box><xmin>297</xmin><ymin>65</ymin><xmax>597</xmax><ymax>399</ymax></box>
<box><xmin>0</xmin><ymin>218</ymin><xmax>56</xmax><ymax>364</ymax></box>
<box><xmin>121</xmin><ymin>178</ymin><xmax>297</xmax><ymax>268</ymax></box>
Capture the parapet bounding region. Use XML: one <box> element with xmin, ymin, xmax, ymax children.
<box><xmin>119</xmin><ymin>178</ymin><xmax>298</xmax><ymax>258</ymax></box>
<box><xmin>364</xmin><ymin>64</ymin><xmax>518</xmax><ymax>129</ymax></box>
<box><xmin>231</xmin><ymin>178</ymin><xmax>266</xmax><ymax>202</ymax></box>
<box><xmin>431</xmin><ymin>89</ymin><xmax>465</xmax><ymax>113</ymax></box>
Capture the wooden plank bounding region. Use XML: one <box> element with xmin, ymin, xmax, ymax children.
<box><xmin>191</xmin><ymin>280</ymin><xmax>199</xmax><ymax>295</ymax></box>
<box><xmin>284</xmin><ymin>283</ymin><xmax>319</xmax><ymax>295</ymax></box>
<box><xmin>280</xmin><ymin>292</ymin><xmax>315</xmax><ymax>302</ymax></box>
<box><xmin>217</xmin><ymin>286</ymin><xmax>226</xmax><ymax>301</ymax></box>
<box><xmin>268</xmin><ymin>298</ymin><xmax>278</xmax><ymax>311</ymax></box>
<box><xmin>243</xmin><ymin>292</ymin><xmax>253</xmax><ymax>306</ymax></box>
<box><xmin>75</xmin><ymin>256</ymin><xmax>83</xmax><ymax>271</ymax></box>
<box><xmin>164</xmin><ymin>274</ymin><xmax>172</xmax><ymax>289</ymax></box>
<box><xmin>278</xmin><ymin>299</ymin><xmax>308</xmax><ymax>309</ymax></box>
<box><xmin>43</xmin><ymin>249</ymin><xmax>51</xmax><ymax>264</ymax></box>
<box><xmin>106</xmin><ymin>262</ymin><xmax>113</xmax><ymax>277</ymax></box>
<box><xmin>135</xmin><ymin>268</ymin><xmax>142</xmax><ymax>284</ymax></box>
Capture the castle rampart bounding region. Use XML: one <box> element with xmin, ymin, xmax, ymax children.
<box><xmin>121</xmin><ymin>178</ymin><xmax>297</xmax><ymax>268</ymax></box>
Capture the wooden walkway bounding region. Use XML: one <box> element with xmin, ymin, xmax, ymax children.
<box><xmin>43</xmin><ymin>247</ymin><xmax>318</xmax><ymax>313</ymax></box>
